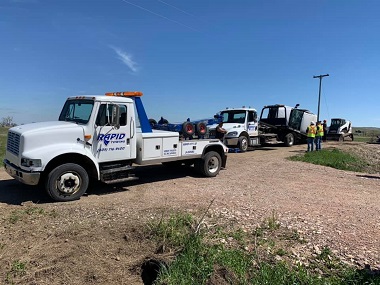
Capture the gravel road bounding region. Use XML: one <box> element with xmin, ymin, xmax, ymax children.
<box><xmin>0</xmin><ymin>141</ymin><xmax>379</xmax><ymax>284</ymax></box>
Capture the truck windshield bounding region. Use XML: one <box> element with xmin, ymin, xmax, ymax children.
<box><xmin>220</xmin><ymin>111</ymin><xmax>246</xmax><ymax>124</ymax></box>
<box><xmin>331</xmin><ymin>119</ymin><xmax>343</xmax><ymax>126</ymax></box>
<box><xmin>59</xmin><ymin>99</ymin><xmax>94</xmax><ymax>124</ymax></box>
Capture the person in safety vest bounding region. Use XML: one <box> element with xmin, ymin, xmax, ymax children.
<box><xmin>315</xmin><ymin>121</ymin><xmax>324</xmax><ymax>151</ymax></box>
<box><xmin>306</xmin><ymin>121</ymin><xmax>316</xmax><ymax>152</ymax></box>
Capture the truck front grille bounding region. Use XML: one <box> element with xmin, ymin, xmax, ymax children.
<box><xmin>7</xmin><ymin>131</ymin><xmax>20</xmax><ymax>156</ymax></box>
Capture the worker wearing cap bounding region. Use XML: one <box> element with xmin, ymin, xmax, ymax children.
<box><xmin>315</xmin><ymin>121</ymin><xmax>324</xmax><ymax>151</ymax></box>
<box><xmin>322</xmin><ymin>120</ymin><xmax>327</xmax><ymax>142</ymax></box>
<box><xmin>306</xmin><ymin>121</ymin><xmax>316</xmax><ymax>152</ymax></box>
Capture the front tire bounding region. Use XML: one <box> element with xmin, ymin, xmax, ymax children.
<box><xmin>238</xmin><ymin>136</ymin><xmax>249</xmax><ymax>152</ymax></box>
<box><xmin>45</xmin><ymin>163</ymin><xmax>89</xmax><ymax>202</ymax></box>
<box><xmin>195</xmin><ymin>151</ymin><xmax>221</xmax><ymax>177</ymax></box>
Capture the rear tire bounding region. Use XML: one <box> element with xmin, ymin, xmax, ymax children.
<box><xmin>284</xmin><ymin>133</ymin><xmax>295</xmax><ymax>147</ymax></box>
<box><xmin>195</xmin><ymin>151</ymin><xmax>221</xmax><ymax>177</ymax></box>
<box><xmin>45</xmin><ymin>163</ymin><xmax>89</xmax><ymax>202</ymax></box>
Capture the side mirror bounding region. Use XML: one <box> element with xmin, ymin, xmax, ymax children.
<box><xmin>111</xmin><ymin>104</ymin><xmax>120</xmax><ymax>128</ymax></box>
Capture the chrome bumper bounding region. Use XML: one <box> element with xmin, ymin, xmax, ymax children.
<box><xmin>3</xmin><ymin>160</ymin><xmax>40</xmax><ymax>185</ymax></box>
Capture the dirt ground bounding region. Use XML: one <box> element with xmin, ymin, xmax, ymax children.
<box><xmin>0</xmin><ymin>141</ymin><xmax>379</xmax><ymax>284</ymax></box>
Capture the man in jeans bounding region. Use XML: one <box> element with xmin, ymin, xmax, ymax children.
<box><xmin>306</xmin><ymin>121</ymin><xmax>316</xmax><ymax>152</ymax></box>
<box><xmin>315</xmin><ymin>121</ymin><xmax>324</xmax><ymax>151</ymax></box>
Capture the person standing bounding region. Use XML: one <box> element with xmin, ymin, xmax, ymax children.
<box><xmin>315</xmin><ymin>121</ymin><xmax>324</xmax><ymax>151</ymax></box>
<box><xmin>306</xmin><ymin>121</ymin><xmax>316</xmax><ymax>152</ymax></box>
<box><xmin>215</xmin><ymin>122</ymin><xmax>227</xmax><ymax>141</ymax></box>
<box><xmin>322</xmin><ymin>120</ymin><xmax>328</xmax><ymax>142</ymax></box>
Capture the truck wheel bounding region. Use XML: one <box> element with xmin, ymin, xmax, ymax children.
<box><xmin>45</xmin><ymin>163</ymin><xmax>89</xmax><ymax>202</ymax></box>
<box><xmin>196</xmin><ymin>151</ymin><xmax>221</xmax><ymax>177</ymax></box>
<box><xmin>284</xmin><ymin>133</ymin><xmax>294</xmax><ymax>147</ymax></box>
<box><xmin>196</xmin><ymin>122</ymin><xmax>207</xmax><ymax>136</ymax></box>
<box><xmin>149</xmin><ymin>119</ymin><xmax>157</xmax><ymax>127</ymax></box>
<box><xmin>238</xmin><ymin>136</ymin><xmax>249</xmax><ymax>152</ymax></box>
<box><xmin>182</xmin><ymin>122</ymin><xmax>195</xmax><ymax>137</ymax></box>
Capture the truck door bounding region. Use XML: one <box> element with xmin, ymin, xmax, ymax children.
<box><xmin>247</xmin><ymin>110</ymin><xmax>258</xmax><ymax>137</ymax></box>
<box><xmin>92</xmin><ymin>103</ymin><xmax>134</xmax><ymax>162</ymax></box>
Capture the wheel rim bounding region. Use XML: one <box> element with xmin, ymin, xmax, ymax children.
<box><xmin>56</xmin><ymin>173</ymin><xmax>81</xmax><ymax>195</ymax></box>
<box><xmin>207</xmin><ymin>156</ymin><xmax>220</xmax><ymax>173</ymax></box>
<box><xmin>241</xmin><ymin>138</ymin><xmax>248</xmax><ymax>151</ymax></box>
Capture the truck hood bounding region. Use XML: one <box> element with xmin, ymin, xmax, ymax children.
<box><xmin>208</xmin><ymin>123</ymin><xmax>246</xmax><ymax>132</ymax></box>
<box><xmin>8</xmin><ymin>121</ymin><xmax>86</xmax><ymax>158</ymax></box>
<box><xmin>10</xmin><ymin>121</ymin><xmax>81</xmax><ymax>134</ymax></box>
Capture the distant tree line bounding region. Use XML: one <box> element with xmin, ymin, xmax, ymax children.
<box><xmin>1</xmin><ymin>116</ymin><xmax>17</xmax><ymax>127</ymax></box>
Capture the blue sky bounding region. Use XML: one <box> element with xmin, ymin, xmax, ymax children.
<box><xmin>1</xmin><ymin>0</ymin><xmax>379</xmax><ymax>127</ymax></box>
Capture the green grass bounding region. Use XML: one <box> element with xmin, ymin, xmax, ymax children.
<box><xmin>5</xmin><ymin>260</ymin><xmax>27</xmax><ymax>284</ymax></box>
<box><xmin>7</xmin><ymin>206</ymin><xmax>51</xmax><ymax>224</ymax></box>
<box><xmin>0</xmin><ymin>127</ymin><xmax>8</xmax><ymax>165</ymax></box>
<box><xmin>148</xmin><ymin>213</ymin><xmax>380</xmax><ymax>285</ymax></box>
<box><xmin>289</xmin><ymin>148</ymin><xmax>368</xmax><ymax>172</ymax></box>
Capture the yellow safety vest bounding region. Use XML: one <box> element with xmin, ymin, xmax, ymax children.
<box><xmin>316</xmin><ymin>125</ymin><xmax>324</xmax><ymax>137</ymax></box>
<box><xmin>307</xmin><ymin>125</ymin><xmax>316</xmax><ymax>138</ymax></box>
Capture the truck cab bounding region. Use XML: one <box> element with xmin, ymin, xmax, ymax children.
<box><xmin>4</xmin><ymin>92</ymin><xmax>228</xmax><ymax>202</ymax></box>
<box><xmin>208</xmin><ymin>107</ymin><xmax>261</xmax><ymax>152</ymax></box>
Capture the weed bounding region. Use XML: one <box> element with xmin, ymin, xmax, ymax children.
<box><xmin>5</xmin><ymin>260</ymin><xmax>27</xmax><ymax>284</ymax></box>
<box><xmin>289</xmin><ymin>148</ymin><xmax>368</xmax><ymax>172</ymax></box>
<box><xmin>275</xmin><ymin>248</ymin><xmax>287</xmax><ymax>256</ymax></box>
<box><xmin>150</xmin><ymin>213</ymin><xmax>380</xmax><ymax>285</ymax></box>
<box><xmin>265</xmin><ymin>210</ymin><xmax>280</xmax><ymax>231</ymax></box>
<box><xmin>8</xmin><ymin>206</ymin><xmax>47</xmax><ymax>224</ymax></box>
<box><xmin>318</xmin><ymin>246</ymin><xmax>332</xmax><ymax>261</ymax></box>
<box><xmin>9</xmin><ymin>210</ymin><xmax>23</xmax><ymax>224</ymax></box>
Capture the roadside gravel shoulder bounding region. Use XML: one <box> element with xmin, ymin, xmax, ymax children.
<box><xmin>0</xmin><ymin>141</ymin><xmax>379</xmax><ymax>284</ymax></box>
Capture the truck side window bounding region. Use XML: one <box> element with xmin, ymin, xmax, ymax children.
<box><xmin>119</xmin><ymin>105</ymin><xmax>127</xmax><ymax>126</ymax></box>
<box><xmin>248</xmin><ymin>111</ymin><xmax>257</xmax><ymax>122</ymax></box>
<box><xmin>96</xmin><ymin>104</ymin><xmax>107</xmax><ymax>126</ymax></box>
<box><xmin>96</xmin><ymin>104</ymin><xmax>128</xmax><ymax>126</ymax></box>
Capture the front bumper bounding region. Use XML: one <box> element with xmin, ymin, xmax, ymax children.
<box><xmin>224</xmin><ymin>137</ymin><xmax>238</xmax><ymax>146</ymax></box>
<box><xmin>3</xmin><ymin>159</ymin><xmax>40</xmax><ymax>185</ymax></box>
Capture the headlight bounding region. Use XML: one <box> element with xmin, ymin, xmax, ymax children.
<box><xmin>21</xmin><ymin>158</ymin><xmax>42</xmax><ymax>167</ymax></box>
<box><xmin>227</xmin><ymin>131</ymin><xmax>238</xmax><ymax>137</ymax></box>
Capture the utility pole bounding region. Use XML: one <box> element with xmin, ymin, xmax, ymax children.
<box><xmin>313</xmin><ymin>74</ymin><xmax>329</xmax><ymax>122</ymax></box>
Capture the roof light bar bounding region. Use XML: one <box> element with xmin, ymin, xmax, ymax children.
<box><xmin>105</xmin><ymin>91</ymin><xmax>143</xmax><ymax>97</ymax></box>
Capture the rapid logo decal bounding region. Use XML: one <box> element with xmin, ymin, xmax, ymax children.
<box><xmin>97</xmin><ymin>133</ymin><xmax>126</xmax><ymax>146</ymax></box>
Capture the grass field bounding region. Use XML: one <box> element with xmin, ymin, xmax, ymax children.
<box><xmin>0</xmin><ymin>127</ymin><xmax>8</xmax><ymax>165</ymax></box>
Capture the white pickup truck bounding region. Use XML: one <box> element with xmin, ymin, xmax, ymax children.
<box><xmin>3</xmin><ymin>91</ymin><xmax>228</xmax><ymax>202</ymax></box>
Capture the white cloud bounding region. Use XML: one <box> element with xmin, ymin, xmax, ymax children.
<box><xmin>109</xmin><ymin>46</ymin><xmax>138</xmax><ymax>73</ymax></box>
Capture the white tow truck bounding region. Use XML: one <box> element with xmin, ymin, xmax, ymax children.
<box><xmin>3</xmin><ymin>91</ymin><xmax>228</xmax><ymax>202</ymax></box>
<box><xmin>208</xmin><ymin>107</ymin><xmax>269</xmax><ymax>152</ymax></box>
<box><xmin>207</xmin><ymin>104</ymin><xmax>317</xmax><ymax>152</ymax></box>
